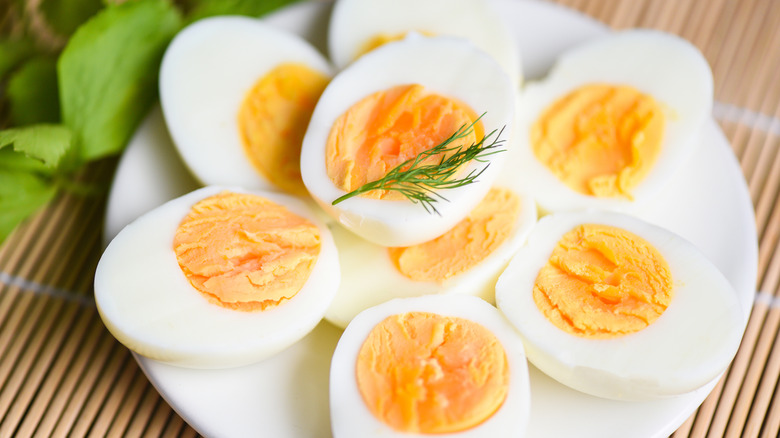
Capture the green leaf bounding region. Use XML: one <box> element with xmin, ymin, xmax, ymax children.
<box><xmin>58</xmin><ymin>0</ymin><xmax>182</xmax><ymax>163</ymax></box>
<box><xmin>0</xmin><ymin>168</ymin><xmax>58</xmax><ymax>243</ymax></box>
<box><xmin>0</xmin><ymin>38</ymin><xmax>36</xmax><ymax>79</ymax></box>
<box><xmin>0</xmin><ymin>124</ymin><xmax>73</xmax><ymax>171</ymax></box>
<box><xmin>39</xmin><ymin>0</ymin><xmax>104</xmax><ymax>37</ymax></box>
<box><xmin>7</xmin><ymin>56</ymin><xmax>61</xmax><ymax>125</ymax></box>
<box><xmin>186</xmin><ymin>0</ymin><xmax>301</xmax><ymax>21</ymax></box>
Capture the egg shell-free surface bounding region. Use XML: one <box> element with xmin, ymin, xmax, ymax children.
<box><xmin>159</xmin><ymin>16</ymin><xmax>333</xmax><ymax>190</ymax></box>
<box><xmin>514</xmin><ymin>29</ymin><xmax>713</xmax><ymax>214</ymax></box>
<box><xmin>327</xmin><ymin>0</ymin><xmax>521</xmax><ymax>86</ymax></box>
<box><xmin>301</xmin><ymin>35</ymin><xmax>515</xmax><ymax>247</ymax></box>
<box><xmin>495</xmin><ymin>210</ymin><xmax>744</xmax><ymax>400</ymax></box>
<box><xmin>330</xmin><ymin>294</ymin><xmax>530</xmax><ymax>438</ymax></box>
<box><xmin>95</xmin><ymin>186</ymin><xmax>340</xmax><ymax>369</ymax></box>
<box><xmin>324</xmin><ymin>187</ymin><xmax>536</xmax><ymax>328</ymax></box>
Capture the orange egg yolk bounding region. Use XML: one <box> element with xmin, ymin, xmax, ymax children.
<box><xmin>531</xmin><ymin>83</ymin><xmax>665</xmax><ymax>199</ymax></box>
<box><xmin>325</xmin><ymin>84</ymin><xmax>482</xmax><ymax>199</ymax></box>
<box><xmin>238</xmin><ymin>63</ymin><xmax>329</xmax><ymax>195</ymax></box>
<box><xmin>173</xmin><ymin>191</ymin><xmax>321</xmax><ymax>312</ymax></box>
<box><xmin>389</xmin><ymin>188</ymin><xmax>520</xmax><ymax>282</ymax></box>
<box><xmin>356</xmin><ymin>312</ymin><xmax>509</xmax><ymax>433</ymax></box>
<box><xmin>533</xmin><ymin>224</ymin><xmax>672</xmax><ymax>338</ymax></box>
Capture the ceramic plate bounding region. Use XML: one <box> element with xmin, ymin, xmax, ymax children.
<box><xmin>103</xmin><ymin>1</ymin><xmax>758</xmax><ymax>437</ymax></box>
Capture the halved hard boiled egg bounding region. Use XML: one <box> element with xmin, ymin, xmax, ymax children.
<box><xmin>328</xmin><ymin>0</ymin><xmax>521</xmax><ymax>87</ymax></box>
<box><xmin>159</xmin><ymin>16</ymin><xmax>333</xmax><ymax>195</ymax></box>
<box><xmin>325</xmin><ymin>186</ymin><xmax>536</xmax><ymax>328</ymax></box>
<box><xmin>300</xmin><ymin>35</ymin><xmax>515</xmax><ymax>247</ymax></box>
<box><xmin>513</xmin><ymin>30</ymin><xmax>713</xmax><ymax>213</ymax></box>
<box><xmin>330</xmin><ymin>295</ymin><xmax>530</xmax><ymax>437</ymax></box>
<box><xmin>94</xmin><ymin>186</ymin><xmax>340</xmax><ymax>368</ymax></box>
<box><xmin>495</xmin><ymin>210</ymin><xmax>743</xmax><ymax>400</ymax></box>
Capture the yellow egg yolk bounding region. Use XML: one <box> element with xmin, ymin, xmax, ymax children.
<box><xmin>173</xmin><ymin>191</ymin><xmax>321</xmax><ymax>312</ymax></box>
<box><xmin>356</xmin><ymin>312</ymin><xmax>509</xmax><ymax>433</ymax></box>
<box><xmin>238</xmin><ymin>63</ymin><xmax>329</xmax><ymax>195</ymax></box>
<box><xmin>325</xmin><ymin>84</ymin><xmax>482</xmax><ymax>199</ymax></box>
<box><xmin>530</xmin><ymin>83</ymin><xmax>665</xmax><ymax>199</ymax></box>
<box><xmin>357</xmin><ymin>31</ymin><xmax>436</xmax><ymax>59</ymax></box>
<box><xmin>389</xmin><ymin>188</ymin><xmax>520</xmax><ymax>282</ymax></box>
<box><xmin>533</xmin><ymin>224</ymin><xmax>672</xmax><ymax>338</ymax></box>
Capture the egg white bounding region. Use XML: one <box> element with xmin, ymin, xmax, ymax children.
<box><xmin>513</xmin><ymin>29</ymin><xmax>713</xmax><ymax>214</ymax></box>
<box><xmin>330</xmin><ymin>294</ymin><xmax>531</xmax><ymax>438</ymax></box>
<box><xmin>159</xmin><ymin>16</ymin><xmax>333</xmax><ymax>191</ymax></box>
<box><xmin>327</xmin><ymin>0</ymin><xmax>521</xmax><ymax>87</ymax></box>
<box><xmin>300</xmin><ymin>35</ymin><xmax>515</xmax><ymax>247</ymax></box>
<box><xmin>495</xmin><ymin>210</ymin><xmax>744</xmax><ymax>400</ymax></box>
<box><xmin>94</xmin><ymin>186</ymin><xmax>340</xmax><ymax>369</ymax></box>
<box><xmin>324</xmin><ymin>187</ymin><xmax>536</xmax><ymax>329</ymax></box>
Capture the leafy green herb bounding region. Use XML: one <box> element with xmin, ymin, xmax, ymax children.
<box><xmin>58</xmin><ymin>0</ymin><xmax>182</xmax><ymax>165</ymax></box>
<box><xmin>0</xmin><ymin>168</ymin><xmax>58</xmax><ymax>242</ymax></box>
<box><xmin>7</xmin><ymin>56</ymin><xmax>61</xmax><ymax>125</ymax></box>
<box><xmin>40</xmin><ymin>0</ymin><xmax>104</xmax><ymax>38</ymax></box>
<box><xmin>185</xmin><ymin>0</ymin><xmax>302</xmax><ymax>22</ymax></box>
<box><xmin>332</xmin><ymin>116</ymin><xmax>505</xmax><ymax>215</ymax></box>
<box><xmin>0</xmin><ymin>124</ymin><xmax>73</xmax><ymax>170</ymax></box>
<box><xmin>0</xmin><ymin>39</ymin><xmax>36</xmax><ymax>79</ymax></box>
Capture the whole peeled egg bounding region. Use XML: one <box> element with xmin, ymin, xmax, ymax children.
<box><xmin>94</xmin><ymin>186</ymin><xmax>340</xmax><ymax>368</ymax></box>
<box><xmin>159</xmin><ymin>16</ymin><xmax>333</xmax><ymax>195</ymax></box>
<box><xmin>495</xmin><ymin>210</ymin><xmax>744</xmax><ymax>400</ymax></box>
<box><xmin>300</xmin><ymin>34</ymin><xmax>516</xmax><ymax>247</ymax></box>
<box><xmin>512</xmin><ymin>30</ymin><xmax>713</xmax><ymax>214</ymax></box>
<box><xmin>330</xmin><ymin>295</ymin><xmax>531</xmax><ymax>437</ymax></box>
<box><xmin>327</xmin><ymin>0</ymin><xmax>521</xmax><ymax>87</ymax></box>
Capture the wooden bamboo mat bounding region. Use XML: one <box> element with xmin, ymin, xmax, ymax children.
<box><xmin>1</xmin><ymin>0</ymin><xmax>778</xmax><ymax>436</ymax></box>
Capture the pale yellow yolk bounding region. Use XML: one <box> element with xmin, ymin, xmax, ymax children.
<box><xmin>238</xmin><ymin>63</ymin><xmax>329</xmax><ymax>195</ymax></box>
<box><xmin>356</xmin><ymin>312</ymin><xmax>509</xmax><ymax>434</ymax></box>
<box><xmin>357</xmin><ymin>31</ymin><xmax>436</xmax><ymax>58</ymax></box>
<box><xmin>533</xmin><ymin>224</ymin><xmax>672</xmax><ymax>338</ymax></box>
<box><xmin>173</xmin><ymin>192</ymin><xmax>321</xmax><ymax>312</ymax></box>
<box><xmin>325</xmin><ymin>84</ymin><xmax>482</xmax><ymax>200</ymax></box>
<box><xmin>389</xmin><ymin>188</ymin><xmax>520</xmax><ymax>282</ymax></box>
<box><xmin>531</xmin><ymin>84</ymin><xmax>665</xmax><ymax>199</ymax></box>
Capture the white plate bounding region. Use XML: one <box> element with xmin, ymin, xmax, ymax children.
<box><xmin>103</xmin><ymin>1</ymin><xmax>758</xmax><ymax>437</ymax></box>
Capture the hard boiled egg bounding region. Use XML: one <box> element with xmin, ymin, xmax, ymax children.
<box><xmin>325</xmin><ymin>186</ymin><xmax>536</xmax><ymax>328</ymax></box>
<box><xmin>300</xmin><ymin>35</ymin><xmax>515</xmax><ymax>247</ymax></box>
<box><xmin>159</xmin><ymin>16</ymin><xmax>333</xmax><ymax>195</ymax></box>
<box><xmin>495</xmin><ymin>210</ymin><xmax>743</xmax><ymax>400</ymax></box>
<box><xmin>513</xmin><ymin>30</ymin><xmax>713</xmax><ymax>213</ymax></box>
<box><xmin>94</xmin><ymin>186</ymin><xmax>340</xmax><ymax>369</ymax></box>
<box><xmin>328</xmin><ymin>0</ymin><xmax>521</xmax><ymax>87</ymax></box>
<box><xmin>330</xmin><ymin>295</ymin><xmax>530</xmax><ymax>437</ymax></box>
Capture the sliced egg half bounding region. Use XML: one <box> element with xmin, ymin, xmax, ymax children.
<box><xmin>328</xmin><ymin>0</ymin><xmax>521</xmax><ymax>87</ymax></box>
<box><xmin>94</xmin><ymin>186</ymin><xmax>340</xmax><ymax>369</ymax></box>
<box><xmin>513</xmin><ymin>30</ymin><xmax>713</xmax><ymax>213</ymax></box>
<box><xmin>325</xmin><ymin>186</ymin><xmax>536</xmax><ymax>329</ymax></box>
<box><xmin>159</xmin><ymin>16</ymin><xmax>333</xmax><ymax>195</ymax></box>
<box><xmin>300</xmin><ymin>35</ymin><xmax>515</xmax><ymax>247</ymax></box>
<box><xmin>495</xmin><ymin>210</ymin><xmax>743</xmax><ymax>400</ymax></box>
<box><xmin>330</xmin><ymin>295</ymin><xmax>530</xmax><ymax>437</ymax></box>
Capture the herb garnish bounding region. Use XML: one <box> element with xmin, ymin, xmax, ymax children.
<box><xmin>331</xmin><ymin>115</ymin><xmax>505</xmax><ymax>215</ymax></box>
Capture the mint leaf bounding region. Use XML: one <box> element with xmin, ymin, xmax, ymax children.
<box><xmin>7</xmin><ymin>56</ymin><xmax>61</xmax><ymax>125</ymax></box>
<box><xmin>58</xmin><ymin>0</ymin><xmax>182</xmax><ymax>163</ymax></box>
<box><xmin>39</xmin><ymin>0</ymin><xmax>104</xmax><ymax>37</ymax></box>
<box><xmin>186</xmin><ymin>0</ymin><xmax>301</xmax><ymax>21</ymax></box>
<box><xmin>0</xmin><ymin>168</ymin><xmax>58</xmax><ymax>242</ymax></box>
<box><xmin>0</xmin><ymin>125</ymin><xmax>73</xmax><ymax>171</ymax></box>
<box><xmin>0</xmin><ymin>38</ymin><xmax>36</xmax><ymax>79</ymax></box>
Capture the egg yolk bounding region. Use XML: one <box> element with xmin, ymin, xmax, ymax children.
<box><xmin>325</xmin><ymin>84</ymin><xmax>482</xmax><ymax>199</ymax></box>
<box><xmin>173</xmin><ymin>191</ymin><xmax>321</xmax><ymax>312</ymax></box>
<box><xmin>238</xmin><ymin>63</ymin><xmax>329</xmax><ymax>195</ymax></box>
<box><xmin>356</xmin><ymin>312</ymin><xmax>509</xmax><ymax>433</ymax></box>
<box><xmin>533</xmin><ymin>224</ymin><xmax>672</xmax><ymax>338</ymax></box>
<box><xmin>531</xmin><ymin>84</ymin><xmax>665</xmax><ymax>199</ymax></box>
<box><xmin>389</xmin><ymin>188</ymin><xmax>520</xmax><ymax>281</ymax></box>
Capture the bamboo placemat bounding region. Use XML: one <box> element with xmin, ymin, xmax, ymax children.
<box><xmin>1</xmin><ymin>0</ymin><xmax>778</xmax><ymax>436</ymax></box>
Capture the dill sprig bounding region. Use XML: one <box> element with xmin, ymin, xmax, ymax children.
<box><xmin>331</xmin><ymin>115</ymin><xmax>506</xmax><ymax>215</ymax></box>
